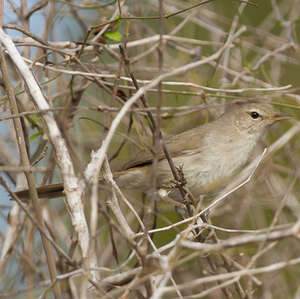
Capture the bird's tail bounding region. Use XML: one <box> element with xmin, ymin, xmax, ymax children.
<box><xmin>14</xmin><ymin>168</ymin><xmax>148</xmax><ymax>201</ymax></box>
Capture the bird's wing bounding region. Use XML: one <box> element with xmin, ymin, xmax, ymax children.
<box><xmin>122</xmin><ymin>126</ymin><xmax>205</xmax><ymax>170</ymax></box>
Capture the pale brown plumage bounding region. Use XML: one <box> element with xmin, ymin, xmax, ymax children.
<box><xmin>15</xmin><ymin>101</ymin><xmax>291</xmax><ymax>200</ymax></box>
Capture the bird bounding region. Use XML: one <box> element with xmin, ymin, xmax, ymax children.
<box><xmin>15</xmin><ymin>101</ymin><xmax>291</xmax><ymax>201</ymax></box>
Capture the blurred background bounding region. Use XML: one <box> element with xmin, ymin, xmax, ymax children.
<box><xmin>1</xmin><ymin>0</ymin><xmax>300</xmax><ymax>298</ymax></box>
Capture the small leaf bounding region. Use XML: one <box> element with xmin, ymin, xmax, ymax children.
<box><xmin>114</xmin><ymin>19</ymin><xmax>122</xmax><ymax>31</ymax></box>
<box><xmin>29</xmin><ymin>130</ymin><xmax>43</xmax><ymax>141</ymax></box>
<box><xmin>30</xmin><ymin>115</ymin><xmax>40</xmax><ymax>124</ymax></box>
<box><xmin>104</xmin><ymin>30</ymin><xmax>123</xmax><ymax>41</ymax></box>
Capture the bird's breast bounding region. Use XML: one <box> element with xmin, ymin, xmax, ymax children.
<box><xmin>167</xmin><ymin>135</ymin><xmax>259</xmax><ymax>197</ymax></box>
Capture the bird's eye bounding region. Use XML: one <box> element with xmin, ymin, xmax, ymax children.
<box><xmin>250</xmin><ymin>111</ymin><xmax>260</xmax><ymax>119</ymax></box>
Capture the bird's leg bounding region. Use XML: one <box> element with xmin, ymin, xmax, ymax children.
<box><xmin>161</xmin><ymin>165</ymin><xmax>198</xmax><ymax>222</ymax></box>
<box><xmin>156</xmin><ymin>188</ymin><xmax>186</xmax><ymax>208</ymax></box>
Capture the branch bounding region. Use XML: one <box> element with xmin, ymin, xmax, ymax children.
<box><xmin>0</xmin><ymin>29</ymin><xmax>89</xmax><ymax>259</ymax></box>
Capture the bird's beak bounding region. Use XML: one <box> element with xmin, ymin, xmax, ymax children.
<box><xmin>268</xmin><ymin>114</ymin><xmax>293</xmax><ymax>122</ymax></box>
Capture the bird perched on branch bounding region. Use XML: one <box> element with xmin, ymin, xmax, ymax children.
<box><xmin>15</xmin><ymin>101</ymin><xmax>291</xmax><ymax>201</ymax></box>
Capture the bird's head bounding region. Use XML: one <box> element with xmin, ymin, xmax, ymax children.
<box><xmin>228</xmin><ymin>101</ymin><xmax>292</xmax><ymax>135</ymax></box>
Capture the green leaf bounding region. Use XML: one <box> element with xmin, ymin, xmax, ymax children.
<box><xmin>29</xmin><ymin>130</ymin><xmax>43</xmax><ymax>141</ymax></box>
<box><xmin>104</xmin><ymin>30</ymin><xmax>123</xmax><ymax>41</ymax></box>
<box><xmin>114</xmin><ymin>19</ymin><xmax>122</xmax><ymax>31</ymax></box>
<box><xmin>30</xmin><ymin>114</ymin><xmax>40</xmax><ymax>124</ymax></box>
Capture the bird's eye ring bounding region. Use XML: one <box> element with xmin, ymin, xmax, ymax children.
<box><xmin>250</xmin><ymin>111</ymin><xmax>260</xmax><ymax>119</ymax></box>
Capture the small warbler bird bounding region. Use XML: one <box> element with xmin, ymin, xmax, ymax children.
<box><xmin>15</xmin><ymin>101</ymin><xmax>291</xmax><ymax>201</ymax></box>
